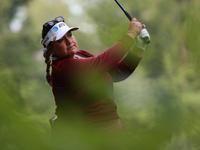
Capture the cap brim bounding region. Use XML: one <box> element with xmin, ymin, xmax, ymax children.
<box><xmin>54</xmin><ymin>27</ymin><xmax>79</xmax><ymax>41</ymax></box>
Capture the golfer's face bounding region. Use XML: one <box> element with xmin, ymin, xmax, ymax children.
<box><xmin>51</xmin><ymin>31</ymin><xmax>78</xmax><ymax>58</ymax></box>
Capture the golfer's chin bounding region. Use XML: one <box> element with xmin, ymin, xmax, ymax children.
<box><xmin>67</xmin><ymin>49</ymin><xmax>78</xmax><ymax>58</ymax></box>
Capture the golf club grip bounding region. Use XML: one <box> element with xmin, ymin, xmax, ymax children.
<box><xmin>125</xmin><ymin>12</ymin><xmax>150</xmax><ymax>44</ymax></box>
<box><xmin>124</xmin><ymin>11</ymin><xmax>132</xmax><ymax>21</ymax></box>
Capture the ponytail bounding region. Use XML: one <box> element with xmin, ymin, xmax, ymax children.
<box><xmin>43</xmin><ymin>50</ymin><xmax>52</xmax><ymax>86</ymax></box>
<box><xmin>41</xmin><ymin>19</ymin><xmax>57</xmax><ymax>86</ymax></box>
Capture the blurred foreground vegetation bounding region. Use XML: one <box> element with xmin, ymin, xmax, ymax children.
<box><xmin>0</xmin><ymin>0</ymin><xmax>200</xmax><ymax>149</ymax></box>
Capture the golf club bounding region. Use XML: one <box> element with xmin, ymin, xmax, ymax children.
<box><xmin>114</xmin><ymin>0</ymin><xmax>150</xmax><ymax>44</ymax></box>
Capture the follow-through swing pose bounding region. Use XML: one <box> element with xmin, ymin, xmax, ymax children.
<box><xmin>41</xmin><ymin>15</ymin><xmax>150</xmax><ymax>134</ymax></box>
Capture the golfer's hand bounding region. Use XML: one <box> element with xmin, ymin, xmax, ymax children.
<box><xmin>136</xmin><ymin>29</ymin><xmax>150</xmax><ymax>50</ymax></box>
<box><xmin>128</xmin><ymin>18</ymin><xmax>143</xmax><ymax>35</ymax></box>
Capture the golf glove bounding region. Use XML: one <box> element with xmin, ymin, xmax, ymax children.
<box><xmin>136</xmin><ymin>29</ymin><xmax>150</xmax><ymax>51</ymax></box>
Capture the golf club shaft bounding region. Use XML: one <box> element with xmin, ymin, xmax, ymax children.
<box><xmin>115</xmin><ymin>0</ymin><xmax>132</xmax><ymax>21</ymax></box>
<box><xmin>114</xmin><ymin>0</ymin><xmax>150</xmax><ymax>44</ymax></box>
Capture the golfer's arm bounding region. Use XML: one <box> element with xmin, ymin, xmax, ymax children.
<box><xmin>125</xmin><ymin>32</ymin><xmax>144</xmax><ymax>58</ymax></box>
<box><xmin>129</xmin><ymin>47</ymin><xmax>144</xmax><ymax>58</ymax></box>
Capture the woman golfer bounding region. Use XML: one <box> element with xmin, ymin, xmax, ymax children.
<box><xmin>41</xmin><ymin>16</ymin><xmax>150</xmax><ymax>132</ymax></box>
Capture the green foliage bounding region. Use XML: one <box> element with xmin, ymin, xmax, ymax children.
<box><xmin>1</xmin><ymin>0</ymin><xmax>200</xmax><ymax>149</ymax></box>
<box><xmin>0</xmin><ymin>0</ymin><xmax>29</xmax><ymax>26</ymax></box>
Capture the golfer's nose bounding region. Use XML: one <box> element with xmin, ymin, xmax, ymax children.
<box><xmin>65</xmin><ymin>37</ymin><xmax>72</xmax><ymax>45</ymax></box>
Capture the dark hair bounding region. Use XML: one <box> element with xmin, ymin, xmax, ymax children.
<box><xmin>42</xmin><ymin>16</ymin><xmax>65</xmax><ymax>86</ymax></box>
<box><xmin>42</xmin><ymin>26</ymin><xmax>52</xmax><ymax>41</ymax></box>
<box><xmin>42</xmin><ymin>23</ymin><xmax>53</xmax><ymax>85</ymax></box>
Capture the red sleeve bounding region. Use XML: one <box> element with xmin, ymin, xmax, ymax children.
<box><xmin>108</xmin><ymin>52</ymin><xmax>142</xmax><ymax>82</ymax></box>
<box><xmin>51</xmin><ymin>35</ymin><xmax>135</xmax><ymax>87</ymax></box>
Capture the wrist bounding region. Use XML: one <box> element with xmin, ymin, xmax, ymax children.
<box><xmin>126</xmin><ymin>31</ymin><xmax>137</xmax><ymax>39</ymax></box>
<box><xmin>119</xmin><ymin>35</ymin><xmax>136</xmax><ymax>49</ymax></box>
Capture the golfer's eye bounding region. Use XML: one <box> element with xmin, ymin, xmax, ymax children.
<box><xmin>57</xmin><ymin>38</ymin><xmax>64</xmax><ymax>43</ymax></box>
<box><xmin>68</xmin><ymin>32</ymin><xmax>72</xmax><ymax>37</ymax></box>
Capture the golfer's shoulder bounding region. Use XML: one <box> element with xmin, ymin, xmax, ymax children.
<box><xmin>77</xmin><ymin>50</ymin><xmax>95</xmax><ymax>57</ymax></box>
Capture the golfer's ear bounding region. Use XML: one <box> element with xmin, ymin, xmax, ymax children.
<box><xmin>47</xmin><ymin>45</ymin><xmax>55</xmax><ymax>55</ymax></box>
<box><xmin>40</xmin><ymin>39</ymin><xmax>43</xmax><ymax>45</ymax></box>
